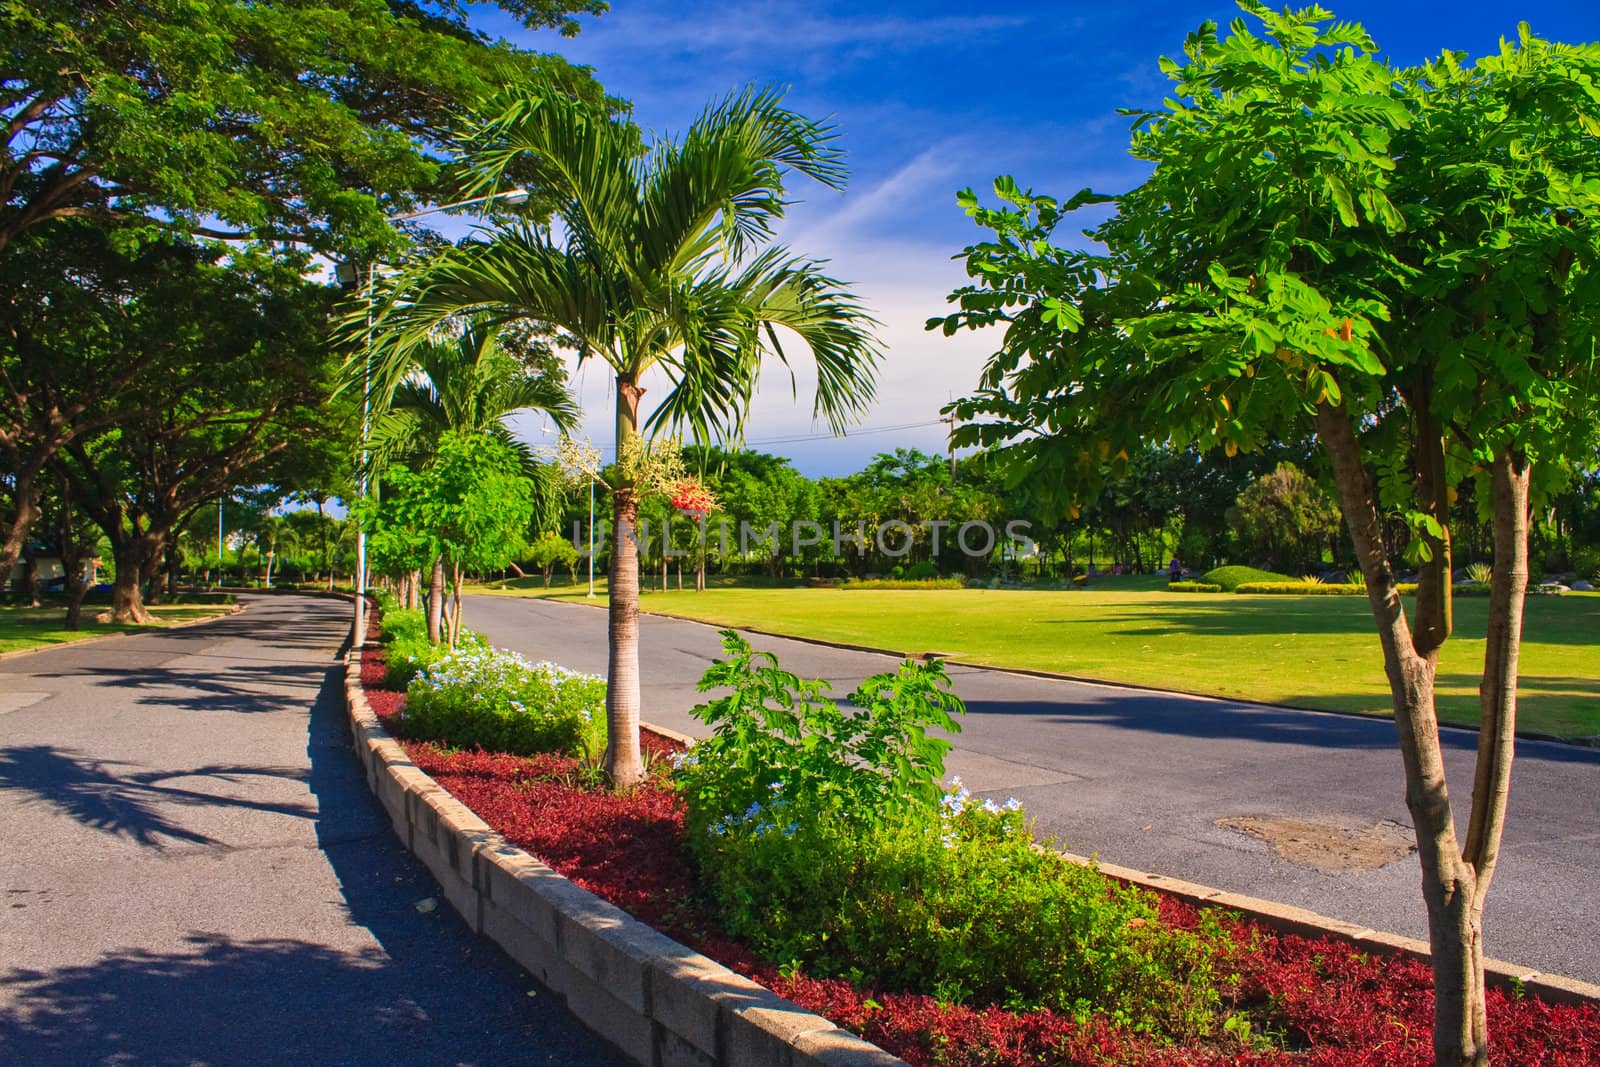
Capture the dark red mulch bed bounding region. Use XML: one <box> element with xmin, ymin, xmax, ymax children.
<box><xmin>355</xmin><ymin>608</ymin><xmax>1600</xmax><ymax>1066</ymax></box>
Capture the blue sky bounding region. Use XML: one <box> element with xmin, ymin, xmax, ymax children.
<box><xmin>473</xmin><ymin>1</ymin><xmax>1599</xmax><ymax>476</ymax></box>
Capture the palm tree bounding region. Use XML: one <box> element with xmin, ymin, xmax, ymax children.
<box><xmin>366</xmin><ymin>318</ymin><xmax>578</xmax><ymax>642</ymax></box>
<box><xmin>357</xmin><ymin>82</ymin><xmax>881</xmax><ymax>786</ymax></box>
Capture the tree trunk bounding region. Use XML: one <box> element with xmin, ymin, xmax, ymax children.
<box><xmin>21</xmin><ymin>553</ymin><xmax>39</xmax><ymax>607</ymax></box>
<box><xmin>0</xmin><ymin>467</ymin><xmax>42</xmax><ymax>597</ymax></box>
<box><xmin>147</xmin><ymin>543</ymin><xmax>171</xmax><ymax>605</ymax></box>
<box><xmin>108</xmin><ymin>534</ymin><xmax>158</xmax><ymax>624</ymax></box>
<box><xmin>139</xmin><ymin>534</ymin><xmax>168</xmax><ymax>608</ymax></box>
<box><xmin>1317</xmin><ymin>400</ymin><xmax>1509</xmax><ymax>1067</ymax></box>
<box><xmin>604</xmin><ymin>378</ymin><xmax>645</xmax><ymax>789</ymax></box>
<box><xmin>447</xmin><ymin>560</ymin><xmax>463</xmax><ymax>648</ymax></box>
<box><xmin>315</xmin><ymin>498</ymin><xmax>332</xmax><ymax>591</ymax></box>
<box><xmin>56</xmin><ymin>479</ymin><xmax>91</xmax><ymax>631</ymax></box>
<box><xmin>426</xmin><ymin>556</ymin><xmax>445</xmax><ymax>644</ymax></box>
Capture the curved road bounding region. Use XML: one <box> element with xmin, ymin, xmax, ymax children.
<box><xmin>0</xmin><ymin>595</ymin><xmax>625</xmax><ymax>1066</ymax></box>
<box><xmin>465</xmin><ymin>593</ymin><xmax>1600</xmax><ymax>985</ymax></box>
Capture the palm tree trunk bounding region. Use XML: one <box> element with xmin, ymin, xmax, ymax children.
<box><xmin>426</xmin><ymin>556</ymin><xmax>445</xmax><ymax>644</ymax></box>
<box><xmin>604</xmin><ymin>378</ymin><xmax>645</xmax><ymax>788</ymax></box>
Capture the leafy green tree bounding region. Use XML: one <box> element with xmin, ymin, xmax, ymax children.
<box><xmin>1</xmin><ymin>0</ymin><xmax>606</xmax><ymax>256</ymax></box>
<box><xmin>365</xmin><ymin>317</ymin><xmax>574</xmax><ymax>639</ymax></box>
<box><xmin>934</xmin><ymin>7</ymin><xmax>1600</xmax><ymax>1062</ymax></box>
<box><xmin>0</xmin><ymin>224</ymin><xmax>199</xmax><ymax>586</ymax></box>
<box><xmin>1232</xmin><ymin>462</ymin><xmax>1341</xmax><ymax>573</ymax></box>
<box><xmin>51</xmin><ymin>240</ymin><xmax>339</xmax><ymax>621</ymax></box>
<box><xmin>526</xmin><ymin>530</ymin><xmax>580</xmax><ymax>586</ymax></box>
<box><xmin>356</xmin><ymin>80</ymin><xmax>881</xmax><ymax>786</ymax></box>
<box><xmin>427</xmin><ymin>431</ymin><xmax>538</xmax><ymax>643</ymax></box>
<box><xmin>359</xmin><ymin>432</ymin><xmax>533</xmax><ymax>644</ymax></box>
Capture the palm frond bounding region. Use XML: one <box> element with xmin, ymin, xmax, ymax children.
<box><xmin>644</xmin><ymin>250</ymin><xmax>880</xmax><ymax>441</ymax></box>
<box><xmin>636</xmin><ymin>85</ymin><xmax>847</xmax><ymax>273</ymax></box>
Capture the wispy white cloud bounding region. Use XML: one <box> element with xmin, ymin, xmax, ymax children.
<box><xmin>567</xmin><ymin>5</ymin><xmax>1029</xmax><ymax>62</ymax></box>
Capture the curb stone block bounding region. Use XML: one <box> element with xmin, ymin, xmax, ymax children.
<box><xmin>1351</xmin><ymin>929</ymin><xmax>1433</xmax><ymax>963</ymax></box>
<box><xmin>1207</xmin><ymin>892</ymin><xmax>1374</xmax><ymax>941</ymax></box>
<box><xmin>559</xmin><ymin>905</ymin><xmax>698</xmax><ymax>1017</ymax></box>
<box><xmin>656</xmin><ymin>1025</ymin><xmax>717</xmax><ymax>1067</ymax></box>
<box><xmin>1525</xmin><ymin>972</ymin><xmax>1600</xmax><ymax>1006</ymax></box>
<box><xmin>650</xmin><ymin>952</ymin><xmax>769</xmax><ymax>1057</ymax></box>
<box><xmin>792</xmin><ymin>1028</ymin><xmax>908</xmax><ymax>1067</ymax></box>
<box><xmin>560</xmin><ymin>958</ymin><xmax>656</xmax><ymax>1065</ymax></box>
<box><xmin>484</xmin><ymin>849</ymin><xmax>562</xmax><ymax>946</ymax></box>
<box><xmin>726</xmin><ymin>993</ymin><xmax>839</xmax><ymax>1067</ymax></box>
<box><xmin>481</xmin><ymin>895</ymin><xmax>561</xmax><ymax>987</ymax></box>
<box><xmin>1134</xmin><ymin>873</ymin><xmax>1226</xmax><ymax>905</ymax></box>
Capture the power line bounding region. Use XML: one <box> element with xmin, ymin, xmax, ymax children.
<box><xmin>740</xmin><ymin>419</ymin><xmax>945</xmax><ymax>448</ymax></box>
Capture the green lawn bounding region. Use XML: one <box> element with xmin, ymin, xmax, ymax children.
<box><xmin>0</xmin><ymin>603</ymin><xmax>236</xmax><ymax>655</ymax></box>
<box><xmin>471</xmin><ymin>578</ymin><xmax>1600</xmax><ymax>741</ymax></box>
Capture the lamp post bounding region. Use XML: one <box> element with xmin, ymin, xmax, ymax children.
<box><xmin>216</xmin><ymin>495</ymin><xmax>224</xmax><ymax>589</ymax></box>
<box><xmin>348</xmin><ymin>188</ymin><xmax>530</xmax><ymax>646</ymax></box>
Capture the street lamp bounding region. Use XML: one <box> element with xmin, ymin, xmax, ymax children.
<box><xmin>348</xmin><ymin>188</ymin><xmax>530</xmax><ymax>645</ymax></box>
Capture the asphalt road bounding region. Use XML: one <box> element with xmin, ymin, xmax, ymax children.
<box><xmin>465</xmin><ymin>592</ymin><xmax>1600</xmax><ymax>985</ymax></box>
<box><xmin>0</xmin><ymin>594</ymin><xmax>626</xmax><ymax>1067</ymax></box>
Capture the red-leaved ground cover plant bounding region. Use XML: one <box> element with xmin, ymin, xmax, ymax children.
<box><xmin>355</xmin><ymin>612</ymin><xmax>1599</xmax><ymax>1066</ymax></box>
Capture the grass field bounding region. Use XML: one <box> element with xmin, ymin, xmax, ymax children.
<box><xmin>471</xmin><ymin>576</ymin><xmax>1600</xmax><ymax>741</ymax></box>
<box><xmin>0</xmin><ymin>603</ymin><xmax>236</xmax><ymax>655</ymax></box>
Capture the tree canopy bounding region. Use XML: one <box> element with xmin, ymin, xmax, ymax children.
<box><xmin>1</xmin><ymin>0</ymin><xmax>609</xmax><ymax>255</ymax></box>
<box><xmin>933</xmin><ymin>6</ymin><xmax>1600</xmax><ymax>1063</ymax></box>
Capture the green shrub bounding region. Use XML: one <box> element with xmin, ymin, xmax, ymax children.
<box><xmin>1234</xmin><ymin>581</ymin><xmax>1418</xmax><ymax>596</ymax></box>
<box><xmin>905</xmin><ymin>561</ymin><xmax>940</xmax><ymax>580</ymax></box>
<box><xmin>1199</xmin><ymin>565</ymin><xmax>1294</xmax><ymax>591</ymax></box>
<box><xmin>1168</xmin><ymin>581</ymin><xmax>1223</xmax><ymax>593</ymax></box>
<box><xmin>839</xmin><ymin>577</ymin><xmax>967</xmax><ymax>590</ymax></box>
<box><xmin>1571</xmin><ymin>547</ymin><xmax>1600</xmax><ymax>582</ymax></box>
<box><xmin>401</xmin><ymin>646</ymin><xmax>604</xmax><ymax>756</ymax></box>
<box><xmin>379</xmin><ymin>606</ymin><xmax>426</xmax><ymax>645</ymax></box>
<box><xmin>674</xmin><ymin>635</ymin><xmax>1224</xmax><ymax>1038</ymax></box>
<box><xmin>686</xmin><ymin>780</ymin><xmax>1222</xmax><ymax>1036</ymax></box>
<box><xmin>675</xmin><ymin>630</ymin><xmax>963</xmax><ymax>837</ymax></box>
<box><xmin>384</xmin><ymin>631</ymin><xmax>446</xmax><ymax>689</ymax></box>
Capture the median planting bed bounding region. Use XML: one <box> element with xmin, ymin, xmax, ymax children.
<box><xmin>357</xmin><ymin>600</ymin><xmax>1599</xmax><ymax>1066</ymax></box>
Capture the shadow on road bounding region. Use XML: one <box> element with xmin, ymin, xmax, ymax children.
<box><xmin>0</xmin><ymin>747</ymin><xmax>311</xmax><ymax>847</ymax></box>
<box><xmin>0</xmin><ymin>657</ymin><xmax>625</xmax><ymax>1066</ymax></box>
<box><xmin>960</xmin><ymin>691</ymin><xmax>1600</xmax><ymax>766</ymax></box>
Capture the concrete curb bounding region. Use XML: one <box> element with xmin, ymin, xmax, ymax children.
<box><xmin>341</xmin><ymin>639</ymin><xmax>904</xmax><ymax>1067</ymax></box>
<box><xmin>0</xmin><ymin>602</ymin><xmax>244</xmax><ymax>663</ymax></box>
<box><xmin>1058</xmin><ymin>853</ymin><xmax>1600</xmax><ymax>1007</ymax></box>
